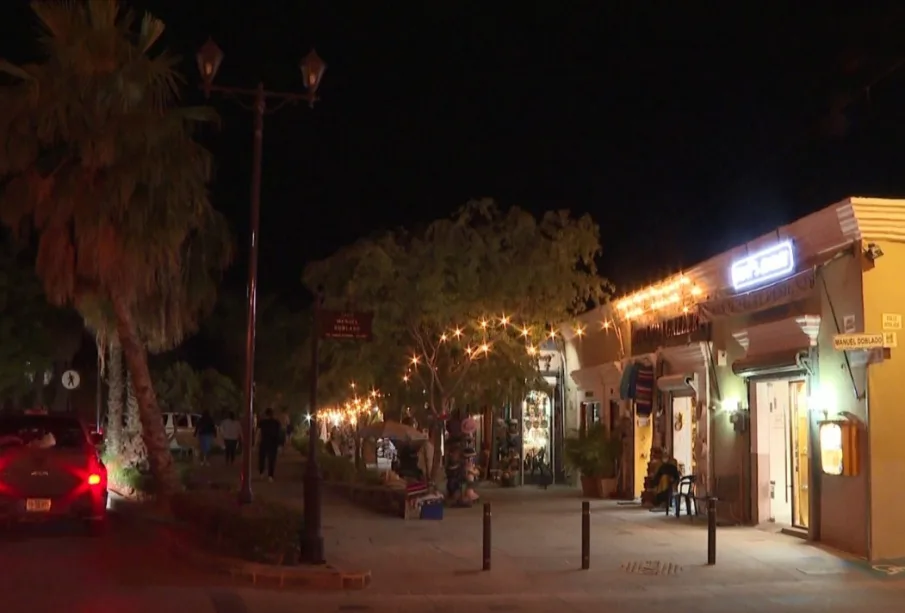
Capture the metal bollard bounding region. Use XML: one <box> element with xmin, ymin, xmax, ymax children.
<box><xmin>482</xmin><ymin>502</ymin><xmax>492</xmax><ymax>571</ymax></box>
<box><xmin>707</xmin><ymin>497</ymin><xmax>717</xmax><ymax>565</ymax></box>
<box><xmin>581</xmin><ymin>501</ymin><xmax>590</xmax><ymax>570</ymax></box>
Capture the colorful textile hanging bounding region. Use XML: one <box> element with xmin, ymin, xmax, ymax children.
<box><xmin>634</xmin><ymin>363</ymin><xmax>655</xmax><ymax>417</ymax></box>
<box><xmin>619</xmin><ymin>362</ymin><xmax>639</xmax><ymax>400</ymax></box>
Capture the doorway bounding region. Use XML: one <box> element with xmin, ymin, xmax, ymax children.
<box><xmin>753</xmin><ymin>379</ymin><xmax>810</xmax><ymax>528</ymax></box>
<box><xmin>670</xmin><ymin>396</ymin><xmax>694</xmax><ymax>476</ymax></box>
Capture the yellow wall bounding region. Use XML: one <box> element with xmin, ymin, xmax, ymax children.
<box><xmin>633</xmin><ymin>418</ymin><xmax>651</xmax><ymax>496</ymax></box>
<box><xmin>862</xmin><ymin>241</ymin><xmax>905</xmax><ymax>560</ymax></box>
<box><xmin>815</xmin><ymin>253</ymin><xmax>868</xmax><ymax>557</ymax></box>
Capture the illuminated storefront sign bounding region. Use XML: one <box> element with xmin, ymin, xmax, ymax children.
<box><xmin>730</xmin><ymin>241</ymin><xmax>795</xmax><ymax>291</ymax></box>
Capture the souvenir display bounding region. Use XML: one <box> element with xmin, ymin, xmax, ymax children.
<box><xmin>522</xmin><ymin>391</ymin><xmax>552</xmax><ymax>477</ymax></box>
<box><xmin>497</xmin><ymin>418</ymin><xmax>521</xmax><ymax>486</ymax></box>
<box><xmin>445</xmin><ymin>414</ymin><xmax>479</xmax><ymax>506</ymax></box>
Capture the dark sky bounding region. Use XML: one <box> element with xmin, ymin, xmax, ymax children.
<box><xmin>4</xmin><ymin>1</ymin><xmax>905</xmax><ymax>298</ymax></box>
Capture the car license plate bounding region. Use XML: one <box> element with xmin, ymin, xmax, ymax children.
<box><xmin>25</xmin><ymin>499</ymin><xmax>51</xmax><ymax>512</ymax></box>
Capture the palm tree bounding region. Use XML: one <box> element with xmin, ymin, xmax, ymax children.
<box><xmin>0</xmin><ymin>1</ymin><xmax>231</xmax><ymax>497</ymax></box>
<box><xmin>104</xmin><ymin>335</ymin><xmax>124</xmax><ymax>458</ymax></box>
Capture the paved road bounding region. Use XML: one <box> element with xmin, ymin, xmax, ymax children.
<box><xmin>184</xmin><ymin>452</ymin><xmax>905</xmax><ymax>611</ymax></box>
<box><xmin>10</xmin><ymin>454</ymin><xmax>900</xmax><ymax>612</ymax></box>
<box><xmin>3</xmin><ymin>495</ymin><xmax>905</xmax><ymax>612</ymax></box>
<box><xmin>0</xmin><ymin>499</ymin><xmax>227</xmax><ymax>613</ymax></box>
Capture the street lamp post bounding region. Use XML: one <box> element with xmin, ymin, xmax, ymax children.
<box><xmin>195</xmin><ymin>39</ymin><xmax>327</xmax><ymax>506</ymax></box>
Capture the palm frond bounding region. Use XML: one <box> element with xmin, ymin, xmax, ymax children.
<box><xmin>0</xmin><ymin>60</ymin><xmax>37</xmax><ymax>83</ymax></box>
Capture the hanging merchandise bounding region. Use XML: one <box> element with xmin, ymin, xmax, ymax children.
<box><xmin>445</xmin><ymin>414</ymin><xmax>479</xmax><ymax>507</ymax></box>
<box><xmin>498</xmin><ymin>419</ymin><xmax>521</xmax><ymax>486</ymax></box>
<box><xmin>619</xmin><ymin>362</ymin><xmax>639</xmax><ymax>400</ymax></box>
<box><xmin>634</xmin><ymin>362</ymin><xmax>655</xmax><ymax>417</ymax></box>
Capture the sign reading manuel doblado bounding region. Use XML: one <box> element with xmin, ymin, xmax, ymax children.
<box><xmin>832</xmin><ymin>333</ymin><xmax>897</xmax><ymax>351</ymax></box>
<box><xmin>318</xmin><ymin>310</ymin><xmax>374</xmax><ymax>341</ymax></box>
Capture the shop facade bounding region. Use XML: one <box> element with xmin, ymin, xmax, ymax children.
<box><xmin>563</xmin><ymin>196</ymin><xmax>905</xmax><ymax>561</ymax></box>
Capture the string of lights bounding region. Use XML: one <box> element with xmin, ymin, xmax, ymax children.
<box><xmin>312</xmin><ymin>382</ymin><xmax>384</xmax><ymax>426</ymax></box>
<box><xmin>401</xmin><ymin>314</ymin><xmax>562</xmax><ymax>383</ymax></box>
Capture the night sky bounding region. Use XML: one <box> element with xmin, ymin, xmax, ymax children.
<box><xmin>4</xmin><ymin>2</ymin><xmax>905</xmax><ymax>299</ymax></box>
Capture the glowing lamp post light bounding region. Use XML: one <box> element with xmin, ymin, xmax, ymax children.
<box><xmin>193</xmin><ymin>39</ymin><xmax>326</xmax><ymax>515</ymax></box>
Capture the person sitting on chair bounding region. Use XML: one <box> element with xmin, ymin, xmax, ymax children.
<box><xmin>652</xmin><ymin>450</ymin><xmax>681</xmax><ymax>508</ymax></box>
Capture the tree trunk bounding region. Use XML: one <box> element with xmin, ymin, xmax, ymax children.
<box><xmin>106</xmin><ymin>337</ymin><xmax>124</xmax><ymax>459</ymax></box>
<box><xmin>428</xmin><ymin>394</ymin><xmax>450</xmax><ymax>484</ymax></box>
<box><xmin>122</xmin><ymin>369</ymin><xmax>148</xmax><ymax>470</ymax></box>
<box><xmin>112</xmin><ymin>296</ymin><xmax>181</xmax><ymax>498</ymax></box>
<box><xmin>429</xmin><ymin>423</ymin><xmax>444</xmax><ymax>483</ymax></box>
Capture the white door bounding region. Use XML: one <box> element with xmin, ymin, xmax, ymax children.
<box><xmin>671</xmin><ymin>396</ymin><xmax>693</xmax><ymax>475</ymax></box>
<box><xmin>753</xmin><ymin>381</ymin><xmax>772</xmax><ymax>524</ymax></box>
<box><xmin>768</xmin><ymin>380</ymin><xmax>792</xmax><ymax>524</ymax></box>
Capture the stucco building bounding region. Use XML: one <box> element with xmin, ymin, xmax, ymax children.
<box><xmin>561</xmin><ymin>196</ymin><xmax>905</xmax><ymax>561</ymax></box>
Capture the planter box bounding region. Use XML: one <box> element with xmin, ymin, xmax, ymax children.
<box><xmin>580</xmin><ymin>476</ymin><xmax>617</xmax><ymax>499</ymax></box>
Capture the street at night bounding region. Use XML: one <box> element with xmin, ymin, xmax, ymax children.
<box><xmin>3</xmin><ymin>2</ymin><xmax>905</xmax><ymax>611</ymax></box>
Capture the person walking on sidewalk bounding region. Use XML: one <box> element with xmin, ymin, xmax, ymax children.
<box><xmin>219</xmin><ymin>411</ymin><xmax>242</xmax><ymax>466</ymax></box>
<box><xmin>256</xmin><ymin>408</ymin><xmax>283</xmax><ymax>481</ymax></box>
<box><xmin>194</xmin><ymin>410</ymin><xmax>217</xmax><ymax>466</ymax></box>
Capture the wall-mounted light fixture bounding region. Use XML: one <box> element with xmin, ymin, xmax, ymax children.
<box><xmin>864</xmin><ymin>242</ymin><xmax>884</xmax><ymax>262</ymax></box>
<box><xmin>723</xmin><ymin>397</ymin><xmax>749</xmax><ymax>434</ymax></box>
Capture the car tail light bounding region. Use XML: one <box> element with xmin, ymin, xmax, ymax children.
<box><xmin>87</xmin><ymin>473</ymin><xmax>102</xmax><ymax>486</ymax></box>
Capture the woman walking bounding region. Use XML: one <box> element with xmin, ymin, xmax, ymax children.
<box><xmin>220</xmin><ymin>411</ymin><xmax>242</xmax><ymax>466</ymax></box>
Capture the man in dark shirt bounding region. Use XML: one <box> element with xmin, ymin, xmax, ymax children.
<box><xmin>256</xmin><ymin>408</ymin><xmax>283</xmax><ymax>481</ymax></box>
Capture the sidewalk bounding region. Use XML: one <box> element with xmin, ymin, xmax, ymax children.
<box><xmin>186</xmin><ymin>452</ymin><xmax>889</xmax><ymax>597</ymax></box>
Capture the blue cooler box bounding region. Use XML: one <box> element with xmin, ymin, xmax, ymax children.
<box><xmin>420</xmin><ymin>501</ymin><xmax>444</xmax><ymax>520</ymax></box>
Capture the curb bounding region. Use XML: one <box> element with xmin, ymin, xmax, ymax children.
<box><xmin>158</xmin><ymin>525</ymin><xmax>371</xmax><ymax>590</ymax></box>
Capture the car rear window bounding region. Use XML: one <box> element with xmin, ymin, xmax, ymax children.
<box><xmin>0</xmin><ymin>415</ymin><xmax>87</xmax><ymax>449</ymax></box>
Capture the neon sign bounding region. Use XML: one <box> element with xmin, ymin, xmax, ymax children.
<box><xmin>730</xmin><ymin>241</ymin><xmax>794</xmax><ymax>291</ymax></box>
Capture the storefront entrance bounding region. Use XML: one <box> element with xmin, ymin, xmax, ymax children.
<box><xmin>753</xmin><ymin>379</ymin><xmax>810</xmax><ymax>528</ymax></box>
<box><xmin>522</xmin><ymin>390</ymin><xmax>554</xmax><ymax>485</ymax></box>
<box><xmin>671</xmin><ymin>396</ymin><xmax>694</xmax><ymax>476</ymax></box>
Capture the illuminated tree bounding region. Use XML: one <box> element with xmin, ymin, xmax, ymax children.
<box><xmin>305</xmin><ymin>199</ymin><xmax>610</xmax><ymax>478</ymax></box>
<box><xmin>0</xmin><ymin>1</ymin><xmax>230</xmax><ymax>497</ymax></box>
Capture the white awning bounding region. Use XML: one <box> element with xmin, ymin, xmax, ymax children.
<box><xmin>657</xmin><ymin>373</ymin><xmax>698</xmax><ymax>397</ymax></box>
<box><xmin>659</xmin><ymin>342</ymin><xmax>707</xmax><ymax>372</ymax></box>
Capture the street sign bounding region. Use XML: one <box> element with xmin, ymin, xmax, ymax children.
<box><xmin>319</xmin><ymin>310</ymin><xmax>374</xmax><ymax>341</ymax></box>
<box><xmin>61</xmin><ymin>370</ymin><xmax>81</xmax><ymax>390</ymax></box>
<box><xmin>832</xmin><ymin>333</ymin><xmax>896</xmax><ymax>351</ymax></box>
<box><xmin>883</xmin><ymin>313</ymin><xmax>902</xmax><ymax>330</ymax></box>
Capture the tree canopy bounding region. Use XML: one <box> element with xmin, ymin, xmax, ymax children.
<box><xmin>0</xmin><ymin>0</ymin><xmax>232</xmax><ymax>496</ymax></box>
<box><xmin>154</xmin><ymin>361</ymin><xmax>240</xmax><ymax>417</ymax></box>
<box><xmin>304</xmin><ymin>199</ymin><xmax>610</xmax><ymax>415</ymax></box>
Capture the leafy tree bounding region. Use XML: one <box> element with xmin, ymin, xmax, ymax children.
<box><xmin>0</xmin><ymin>2</ymin><xmax>231</xmax><ymax>496</ymax></box>
<box><xmin>199</xmin><ymin>368</ymin><xmax>241</xmax><ymax>417</ymax></box>
<box><xmin>154</xmin><ymin>362</ymin><xmax>201</xmax><ymax>414</ymax></box>
<box><xmin>304</xmin><ymin>200</ymin><xmax>609</xmax><ymax>476</ymax></box>
<box><xmin>0</xmin><ymin>248</ymin><xmax>55</xmax><ymax>405</ymax></box>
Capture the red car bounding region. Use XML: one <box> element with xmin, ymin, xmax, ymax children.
<box><xmin>0</xmin><ymin>411</ymin><xmax>108</xmax><ymax>534</ymax></box>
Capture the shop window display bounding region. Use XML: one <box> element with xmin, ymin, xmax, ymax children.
<box><xmin>523</xmin><ymin>391</ymin><xmax>553</xmax><ymax>483</ymax></box>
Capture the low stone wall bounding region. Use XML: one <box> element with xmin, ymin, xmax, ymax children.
<box><xmin>325</xmin><ymin>482</ymin><xmax>409</xmax><ymax>518</ymax></box>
